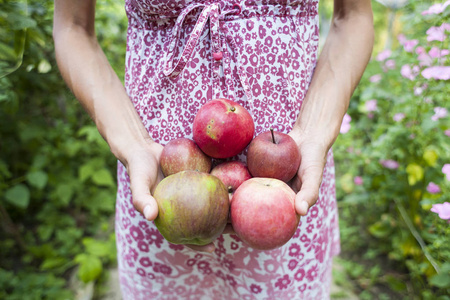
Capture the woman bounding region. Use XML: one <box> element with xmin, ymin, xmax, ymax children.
<box><xmin>53</xmin><ymin>0</ymin><xmax>373</xmax><ymax>298</ymax></box>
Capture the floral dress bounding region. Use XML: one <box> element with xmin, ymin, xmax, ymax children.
<box><xmin>116</xmin><ymin>0</ymin><xmax>340</xmax><ymax>299</ymax></box>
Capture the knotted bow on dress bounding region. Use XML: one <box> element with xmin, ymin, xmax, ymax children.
<box><xmin>162</xmin><ymin>2</ymin><xmax>253</xmax><ymax>103</ymax></box>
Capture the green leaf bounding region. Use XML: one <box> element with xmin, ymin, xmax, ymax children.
<box><xmin>369</xmin><ymin>220</ymin><xmax>391</xmax><ymax>238</ymax></box>
<box><xmin>37</xmin><ymin>59</ymin><xmax>51</xmax><ymax>74</ymax></box>
<box><xmin>83</xmin><ymin>237</ymin><xmax>111</xmax><ymax>258</ymax></box>
<box><xmin>430</xmin><ymin>272</ymin><xmax>450</xmax><ymax>288</ymax></box>
<box><xmin>26</xmin><ymin>170</ymin><xmax>48</xmax><ymax>189</ymax></box>
<box><xmin>4</xmin><ymin>184</ymin><xmax>30</xmax><ymax>209</ymax></box>
<box><xmin>423</xmin><ymin>149</ymin><xmax>438</xmax><ymax>167</ymax></box>
<box><xmin>74</xmin><ymin>254</ymin><xmax>103</xmax><ymax>283</ymax></box>
<box><xmin>37</xmin><ymin>225</ymin><xmax>53</xmax><ymax>242</ymax></box>
<box><xmin>53</xmin><ymin>183</ymin><xmax>74</xmax><ymax>207</ymax></box>
<box><xmin>40</xmin><ymin>257</ymin><xmax>67</xmax><ymax>270</ymax></box>
<box><xmin>92</xmin><ymin>169</ymin><xmax>115</xmax><ymax>187</ymax></box>
<box><xmin>79</xmin><ymin>163</ymin><xmax>95</xmax><ymax>182</ymax></box>
<box><xmin>406</xmin><ymin>163</ymin><xmax>424</xmax><ymax>186</ymax></box>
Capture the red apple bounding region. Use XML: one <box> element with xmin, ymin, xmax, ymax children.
<box><xmin>193</xmin><ymin>98</ymin><xmax>254</xmax><ymax>159</ymax></box>
<box><xmin>160</xmin><ymin>138</ymin><xmax>212</xmax><ymax>177</ymax></box>
<box><xmin>247</xmin><ymin>128</ymin><xmax>300</xmax><ymax>183</ymax></box>
<box><xmin>154</xmin><ymin>171</ymin><xmax>229</xmax><ymax>245</ymax></box>
<box><xmin>230</xmin><ymin>178</ymin><xmax>300</xmax><ymax>250</ymax></box>
<box><xmin>210</xmin><ymin>161</ymin><xmax>252</xmax><ymax>194</ymax></box>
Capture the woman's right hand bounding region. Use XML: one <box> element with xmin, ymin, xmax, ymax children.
<box><xmin>122</xmin><ymin>140</ymin><xmax>164</xmax><ymax>221</ymax></box>
<box><xmin>121</xmin><ymin>140</ymin><xmax>220</xmax><ymax>253</ymax></box>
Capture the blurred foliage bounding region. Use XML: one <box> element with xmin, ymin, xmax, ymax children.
<box><xmin>1</xmin><ymin>0</ymin><xmax>449</xmax><ymax>299</ymax></box>
<box><xmin>334</xmin><ymin>1</ymin><xmax>450</xmax><ymax>299</ymax></box>
<box><xmin>0</xmin><ymin>0</ymin><xmax>127</xmax><ymax>298</ymax></box>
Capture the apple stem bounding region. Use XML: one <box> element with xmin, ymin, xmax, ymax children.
<box><xmin>230</xmin><ymin>106</ymin><xmax>236</xmax><ymax>112</ymax></box>
<box><xmin>228</xmin><ymin>186</ymin><xmax>233</xmax><ymax>194</ymax></box>
<box><xmin>270</xmin><ymin>128</ymin><xmax>276</xmax><ymax>144</ymax></box>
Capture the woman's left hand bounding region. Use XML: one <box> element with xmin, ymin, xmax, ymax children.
<box><xmin>288</xmin><ymin>132</ymin><xmax>329</xmax><ymax>216</ymax></box>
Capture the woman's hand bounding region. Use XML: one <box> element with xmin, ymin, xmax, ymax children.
<box><xmin>122</xmin><ymin>141</ymin><xmax>164</xmax><ymax>221</ymax></box>
<box><xmin>288</xmin><ymin>133</ymin><xmax>329</xmax><ymax>216</ymax></box>
<box><xmin>288</xmin><ymin>0</ymin><xmax>374</xmax><ymax>215</ymax></box>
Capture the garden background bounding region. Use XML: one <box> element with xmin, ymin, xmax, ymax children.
<box><xmin>0</xmin><ymin>0</ymin><xmax>449</xmax><ymax>299</ymax></box>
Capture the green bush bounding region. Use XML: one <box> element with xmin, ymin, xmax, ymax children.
<box><xmin>0</xmin><ymin>0</ymin><xmax>126</xmax><ymax>298</ymax></box>
<box><xmin>334</xmin><ymin>1</ymin><xmax>450</xmax><ymax>299</ymax></box>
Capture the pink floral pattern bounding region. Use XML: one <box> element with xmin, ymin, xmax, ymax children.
<box><xmin>117</xmin><ymin>0</ymin><xmax>340</xmax><ymax>298</ymax></box>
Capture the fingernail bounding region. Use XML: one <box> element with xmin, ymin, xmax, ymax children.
<box><xmin>143</xmin><ymin>205</ymin><xmax>151</xmax><ymax>220</ymax></box>
<box><xmin>300</xmin><ymin>201</ymin><xmax>309</xmax><ymax>215</ymax></box>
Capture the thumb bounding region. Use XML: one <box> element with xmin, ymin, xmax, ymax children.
<box><xmin>295</xmin><ymin>164</ymin><xmax>324</xmax><ymax>216</ymax></box>
<box><xmin>130</xmin><ymin>176</ymin><xmax>159</xmax><ymax>221</ymax></box>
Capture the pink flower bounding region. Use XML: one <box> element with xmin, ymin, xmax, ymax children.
<box><xmin>380</xmin><ymin>159</ymin><xmax>399</xmax><ymax>169</ymax></box>
<box><xmin>414</xmin><ymin>86</ymin><xmax>423</xmax><ymax>95</ymax></box>
<box><xmin>422</xmin><ymin>66</ymin><xmax>450</xmax><ymax>80</ymax></box>
<box><xmin>429</xmin><ymin>46</ymin><xmax>450</xmax><ymax>58</ymax></box>
<box><xmin>354</xmin><ymin>176</ymin><xmax>363</xmax><ymax>185</ymax></box>
<box><xmin>403</xmin><ymin>39</ymin><xmax>419</xmax><ymax>52</ymax></box>
<box><xmin>370</xmin><ymin>74</ymin><xmax>382</xmax><ymax>82</ymax></box>
<box><xmin>422</xmin><ymin>1</ymin><xmax>450</xmax><ymax>15</ymax></box>
<box><xmin>398</xmin><ymin>33</ymin><xmax>407</xmax><ymax>44</ymax></box>
<box><xmin>431</xmin><ymin>107</ymin><xmax>448</xmax><ymax>121</ymax></box>
<box><xmin>366</xmin><ymin>99</ymin><xmax>378</xmax><ymax>112</ymax></box>
<box><xmin>445</xmin><ymin>129</ymin><xmax>450</xmax><ymax>137</ymax></box>
<box><xmin>376</xmin><ymin>49</ymin><xmax>391</xmax><ymax>61</ymax></box>
<box><xmin>426</xmin><ymin>25</ymin><xmax>446</xmax><ymax>42</ymax></box>
<box><xmin>393</xmin><ymin>113</ymin><xmax>405</xmax><ymax>122</ymax></box>
<box><xmin>443</xmin><ymin>164</ymin><xmax>450</xmax><ymax>180</ymax></box>
<box><xmin>401</xmin><ymin>64</ymin><xmax>419</xmax><ymax>80</ymax></box>
<box><xmin>426</xmin><ymin>182</ymin><xmax>441</xmax><ymax>194</ymax></box>
<box><xmin>430</xmin><ymin>202</ymin><xmax>450</xmax><ymax>220</ymax></box>
<box><xmin>340</xmin><ymin>113</ymin><xmax>351</xmax><ymax>134</ymax></box>
<box><xmin>417</xmin><ymin>53</ymin><xmax>432</xmax><ymax>67</ymax></box>
<box><xmin>416</xmin><ymin>46</ymin><xmax>426</xmax><ymax>55</ymax></box>
<box><xmin>385</xmin><ymin>59</ymin><xmax>396</xmax><ymax>70</ymax></box>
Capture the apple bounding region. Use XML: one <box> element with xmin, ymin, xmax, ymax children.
<box><xmin>230</xmin><ymin>177</ymin><xmax>300</xmax><ymax>250</ymax></box>
<box><xmin>160</xmin><ymin>138</ymin><xmax>212</xmax><ymax>177</ymax></box>
<box><xmin>210</xmin><ymin>161</ymin><xmax>252</xmax><ymax>194</ymax></box>
<box><xmin>153</xmin><ymin>170</ymin><xmax>229</xmax><ymax>245</ymax></box>
<box><xmin>246</xmin><ymin>128</ymin><xmax>301</xmax><ymax>183</ymax></box>
<box><xmin>193</xmin><ymin>98</ymin><xmax>254</xmax><ymax>159</ymax></box>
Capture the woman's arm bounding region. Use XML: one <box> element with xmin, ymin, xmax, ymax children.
<box><xmin>53</xmin><ymin>0</ymin><xmax>163</xmax><ymax>220</ymax></box>
<box><xmin>289</xmin><ymin>0</ymin><xmax>374</xmax><ymax>215</ymax></box>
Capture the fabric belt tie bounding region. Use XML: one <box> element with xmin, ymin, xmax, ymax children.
<box><xmin>162</xmin><ymin>2</ymin><xmax>253</xmax><ymax>104</ymax></box>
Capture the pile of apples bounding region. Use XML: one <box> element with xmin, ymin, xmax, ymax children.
<box><xmin>153</xmin><ymin>98</ymin><xmax>301</xmax><ymax>250</ymax></box>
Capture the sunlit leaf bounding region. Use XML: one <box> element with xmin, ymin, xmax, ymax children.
<box><xmin>26</xmin><ymin>170</ymin><xmax>48</xmax><ymax>189</ymax></box>
<box><xmin>4</xmin><ymin>184</ymin><xmax>30</xmax><ymax>209</ymax></box>
<box><xmin>74</xmin><ymin>254</ymin><xmax>103</xmax><ymax>283</ymax></box>
<box><xmin>406</xmin><ymin>163</ymin><xmax>424</xmax><ymax>186</ymax></box>
<box><xmin>92</xmin><ymin>169</ymin><xmax>115</xmax><ymax>187</ymax></box>
<box><xmin>423</xmin><ymin>149</ymin><xmax>438</xmax><ymax>167</ymax></box>
<box><xmin>37</xmin><ymin>59</ymin><xmax>51</xmax><ymax>74</ymax></box>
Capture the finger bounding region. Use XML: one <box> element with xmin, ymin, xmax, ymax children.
<box><xmin>186</xmin><ymin>243</ymin><xmax>215</xmax><ymax>253</ymax></box>
<box><xmin>295</xmin><ymin>166</ymin><xmax>324</xmax><ymax>216</ymax></box>
<box><xmin>130</xmin><ymin>175</ymin><xmax>159</xmax><ymax>221</ymax></box>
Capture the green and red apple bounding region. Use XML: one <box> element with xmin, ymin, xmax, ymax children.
<box><xmin>153</xmin><ymin>170</ymin><xmax>229</xmax><ymax>245</ymax></box>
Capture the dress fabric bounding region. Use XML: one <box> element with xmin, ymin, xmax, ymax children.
<box><xmin>116</xmin><ymin>0</ymin><xmax>340</xmax><ymax>299</ymax></box>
